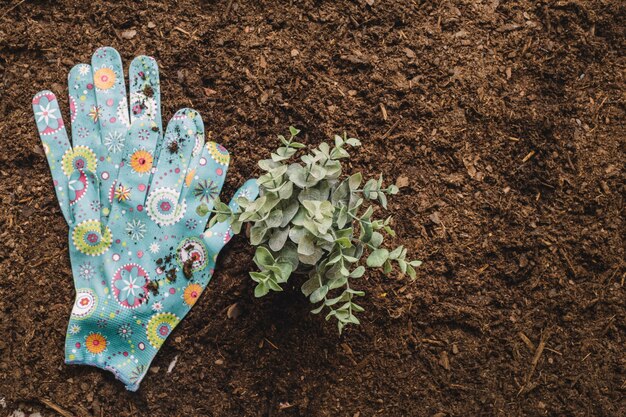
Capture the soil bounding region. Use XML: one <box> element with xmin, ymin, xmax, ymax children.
<box><xmin>0</xmin><ymin>1</ymin><xmax>624</xmax><ymax>416</ymax></box>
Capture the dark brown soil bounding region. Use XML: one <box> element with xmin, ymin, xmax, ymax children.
<box><xmin>1</xmin><ymin>1</ymin><xmax>624</xmax><ymax>416</ymax></box>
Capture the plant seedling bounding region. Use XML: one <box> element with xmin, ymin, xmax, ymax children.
<box><xmin>209</xmin><ymin>127</ymin><xmax>422</xmax><ymax>333</ymax></box>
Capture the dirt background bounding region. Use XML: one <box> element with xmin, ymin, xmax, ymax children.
<box><xmin>0</xmin><ymin>0</ymin><xmax>624</xmax><ymax>416</ymax></box>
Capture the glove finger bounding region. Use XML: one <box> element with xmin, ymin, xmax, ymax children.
<box><xmin>68</xmin><ymin>169</ymin><xmax>101</xmax><ymax>225</ymax></box>
<box><xmin>67</xmin><ymin>64</ymin><xmax>102</xmax><ymax>150</ymax></box>
<box><xmin>110</xmin><ymin>117</ymin><xmax>160</xmax><ymax>213</ymax></box>
<box><xmin>32</xmin><ymin>90</ymin><xmax>72</xmax><ymax>223</ymax></box>
<box><xmin>91</xmin><ymin>47</ymin><xmax>129</xmax><ymax>162</ymax></box>
<box><xmin>179</xmin><ymin>141</ymin><xmax>230</xmax><ymax>231</ymax></box>
<box><xmin>68</xmin><ymin>171</ymin><xmax>113</xmax><ymax>257</ymax></box>
<box><xmin>145</xmin><ymin>109</ymin><xmax>204</xmax><ymax>227</ymax></box>
<box><xmin>129</xmin><ymin>55</ymin><xmax>162</xmax><ymax>130</ymax></box>
<box><xmin>203</xmin><ymin>179</ymin><xmax>259</xmax><ymax>254</ymax></box>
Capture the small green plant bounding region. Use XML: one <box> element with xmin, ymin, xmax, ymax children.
<box><xmin>210</xmin><ymin>127</ymin><xmax>421</xmax><ymax>333</ymax></box>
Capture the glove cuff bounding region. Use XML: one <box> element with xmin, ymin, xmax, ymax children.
<box><xmin>64</xmin><ymin>301</ymin><xmax>162</xmax><ymax>391</ymax></box>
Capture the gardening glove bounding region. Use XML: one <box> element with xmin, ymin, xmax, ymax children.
<box><xmin>34</xmin><ymin>50</ymin><xmax>258</xmax><ymax>390</ymax></box>
<box><xmin>33</xmin><ymin>46</ymin><xmax>161</xmax><ymax>224</ymax></box>
<box><xmin>59</xmin><ymin>109</ymin><xmax>257</xmax><ymax>390</ymax></box>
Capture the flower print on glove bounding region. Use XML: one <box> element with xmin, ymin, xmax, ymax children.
<box><xmin>33</xmin><ymin>46</ymin><xmax>162</xmax><ymax>224</ymax></box>
<box><xmin>33</xmin><ymin>49</ymin><xmax>258</xmax><ymax>391</ymax></box>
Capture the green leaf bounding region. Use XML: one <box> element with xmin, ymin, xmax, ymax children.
<box><xmin>346</xmin><ymin>137</ymin><xmax>361</xmax><ymax>146</ymax></box>
<box><xmin>266</xmin><ymin>209</ymin><xmax>283</xmax><ymax>228</ymax></box>
<box><xmin>382</xmin><ymin>259</ymin><xmax>392</xmax><ymax>274</ymax></box>
<box><xmin>337</xmin><ymin>206</ymin><xmax>348</xmax><ymax>228</ymax></box>
<box><xmin>309</xmin><ymin>164</ymin><xmax>326</xmax><ymax>180</ymax></box>
<box><xmin>310</xmin><ymin>285</ymin><xmax>329</xmax><ymax>303</ymax></box>
<box><xmin>254</xmin><ymin>282</ymin><xmax>269</xmax><ymax>297</ymax></box>
<box><xmin>351</xmin><ymin>302</ymin><xmax>365</xmax><ymax>312</ymax></box>
<box><xmin>249</xmin><ymin>271</ymin><xmax>268</xmax><ymax>283</ymax></box>
<box><xmin>288</xmin><ymin>226</ymin><xmax>307</xmax><ymax>244</ymax></box>
<box><xmin>350</xmin><ymin>266</ymin><xmax>365</xmax><ymax>278</ymax></box>
<box><xmin>288</xmin><ymin>164</ymin><xmax>319</xmax><ymax>188</ymax></box>
<box><xmin>361</xmin><ymin>206</ymin><xmax>374</xmax><ymax>221</ymax></box>
<box><xmin>324</xmin><ymin>160</ymin><xmax>342</xmax><ymax>179</ymax></box>
<box><xmin>335</xmin><ymin>236</ymin><xmax>352</xmax><ymax>248</ymax></box>
<box><xmin>267</xmin><ymin>278</ymin><xmax>284</xmax><ymax>292</ymax></box>
<box><xmin>379</xmin><ymin>192</ymin><xmax>388</xmax><ymax>209</ymax></box>
<box><xmin>343</xmin><ymin>255</ymin><xmax>358</xmax><ymax>263</ymax></box>
<box><xmin>318</xmin><ymin>142</ymin><xmax>331</xmax><ymax>157</ymax></box>
<box><xmin>268</xmin><ymin>262</ymin><xmax>292</xmax><ymax>282</ymax></box>
<box><xmin>409</xmin><ymin>260</ymin><xmax>423</xmax><ymax>267</ymax></box>
<box><xmin>250</xmin><ymin>224</ymin><xmax>268</xmax><ymax>246</ymax></box>
<box><xmin>277</xmin><ymin>241</ymin><xmax>299</xmax><ymax>270</ymax></box>
<box><xmin>280</xmin><ymin>198</ymin><xmax>300</xmax><ymax>227</ymax></box>
<box><xmin>370</xmin><ymin>231</ymin><xmax>384</xmax><ymax>248</ymax></box>
<box><xmin>328</xmin><ymin>276</ymin><xmax>348</xmax><ymax>290</ymax></box>
<box><xmin>297</xmin><ymin>233</ymin><xmax>316</xmax><ymax>256</ymax></box>
<box><xmin>271</xmin><ymin>152</ymin><xmax>290</xmax><ymax>162</ymax></box>
<box><xmin>366</xmin><ymin>248</ymin><xmax>389</xmax><ymax>267</ymax></box>
<box><xmin>325</xmin><ymin>292</ymin><xmax>350</xmax><ymax>306</ymax></box>
<box><xmin>311</xmin><ymin>303</ymin><xmax>325</xmax><ymax>314</ymax></box>
<box><xmin>384</xmin><ymin>225</ymin><xmax>396</xmax><ymax>237</ymax></box>
<box><xmin>254</xmin><ymin>246</ymin><xmax>274</xmax><ymax>268</ymax></box>
<box><xmin>289</xmin><ymin>126</ymin><xmax>300</xmax><ymax>136</ymax></box>
<box><xmin>363</xmin><ymin>179</ymin><xmax>377</xmax><ymax>195</ymax></box>
<box><xmin>361</xmin><ymin>219</ymin><xmax>373</xmax><ymax>243</ymax></box>
<box><xmin>277</xmin><ymin>181</ymin><xmax>294</xmax><ymax>200</ymax></box>
<box><xmin>299</xmin><ymin>245</ymin><xmax>324</xmax><ymax>265</ymax></box>
<box><xmin>196</xmin><ymin>203</ymin><xmax>210</xmax><ymax>217</ymax></box>
<box><xmin>331</xmin><ymin>181</ymin><xmax>349</xmax><ymax>206</ymax></box>
<box><xmin>269</xmin><ymin>164</ymin><xmax>289</xmax><ymax>178</ymax></box>
<box><xmin>330</xmin><ymin>146</ymin><xmax>350</xmax><ymax>160</ymax></box>
<box><xmin>299</xmin><ymin>182</ymin><xmax>330</xmax><ymax>202</ymax></box>
<box><xmin>407</xmin><ymin>265</ymin><xmax>416</xmax><ymax>279</ymax></box>
<box><xmin>301</xmin><ymin>275</ymin><xmax>321</xmax><ymax>296</ymax></box>
<box><xmin>348</xmin><ymin>172</ymin><xmax>362</xmax><ymax>190</ymax></box>
<box><xmin>268</xmin><ymin>226</ymin><xmax>290</xmax><ymax>251</ymax></box>
<box><xmin>389</xmin><ymin>245</ymin><xmax>403</xmax><ymax>260</ymax></box>
<box><xmin>258</xmin><ymin>158</ymin><xmax>282</xmax><ymax>171</ymax></box>
<box><xmin>346</xmin><ymin>314</ymin><xmax>360</xmax><ymax>325</ymax></box>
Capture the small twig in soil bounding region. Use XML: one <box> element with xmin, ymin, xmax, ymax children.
<box><xmin>1</xmin><ymin>0</ymin><xmax>27</xmax><ymax>18</ymax></box>
<box><xmin>521</xmin><ymin>150</ymin><xmax>535</xmax><ymax>163</ymax></box>
<box><xmin>518</xmin><ymin>332</ymin><xmax>536</xmax><ymax>352</ymax></box>
<box><xmin>173</xmin><ymin>26</ymin><xmax>197</xmax><ymax>40</ymax></box>
<box><xmin>264</xmin><ymin>338</ymin><xmax>279</xmax><ymax>350</ymax></box>
<box><xmin>559</xmin><ymin>247</ymin><xmax>577</xmax><ymax>277</ymax></box>
<box><xmin>379</xmin><ymin>103</ymin><xmax>388</xmax><ymax>121</ymax></box>
<box><xmin>39</xmin><ymin>398</ymin><xmax>75</xmax><ymax>417</ymax></box>
<box><xmin>518</xmin><ymin>331</ymin><xmax>548</xmax><ymax>396</ymax></box>
<box><xmin>379</xmin><ymin>118</ymin><xmax>401</xmax><ymax>141</ymax></box>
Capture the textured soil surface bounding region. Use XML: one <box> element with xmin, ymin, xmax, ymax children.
<box><xmin>1</xmin><ymin>1</ymin><xmax>624</xmax><ymax>416</ymax></box>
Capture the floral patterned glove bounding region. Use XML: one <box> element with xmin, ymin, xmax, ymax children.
<box><xmin>33</xmin><ymin>46</ymin><xmax>161</xmax><ymax>224</ymax></box>
<box><xmin>33</xmin><ymin>49</ymin><xmax>258</xmax><ymax>391</ymax></box>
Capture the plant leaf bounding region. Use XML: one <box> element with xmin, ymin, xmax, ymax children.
<box><xmin>254</xmin><ymin>283</ymin><xmax>269</xmax><ymax>297</ymax></box>
<box><xmin>297</xmin><ymin>233</ymin><xmax>316</xmax><ymax>256</ymax></box>
<box><xmin>301</xmin><ymin>275</ymin><xmax>321</xmax><ymax>296</ymax></box>
<box><xmin>366</xmin><ymin>248</ymin><xmax>389</xmax><ymax>267</ymax></box>
<box><xmin>310</xmin><ymin>285</ymin><xmax>329</xmax><ymax>303</ymax></box>
<box><xmin>268</xmin><ymin>226</ymin><xmax>290</xmax><ymax>251</ymax></box>
<box><xmin>253</xmin><ymin>246</ymin><xmax>274</xmax><ymax>268</ymax></box>
<box><xmin>350</xmin><ymin>266</ymin><xmax>366</xmax><ymax>278</ymax></box>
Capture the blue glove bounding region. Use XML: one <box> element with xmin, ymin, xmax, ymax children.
<box><xmin>33</xmin><ymin>48</ymin><xmax>258</xmax><ymax>391</ymax></box>
<box><xmin>33</xmin><ymin>46</ymin><xmax>161</xmax><ymax>223</ymax></box>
